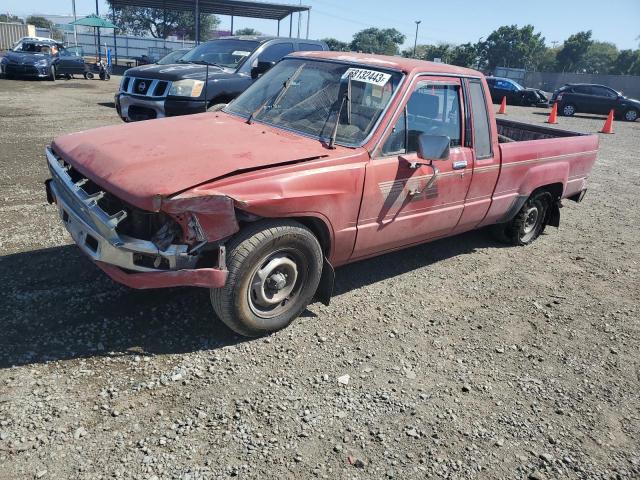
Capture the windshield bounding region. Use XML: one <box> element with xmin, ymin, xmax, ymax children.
<box><xmin>178</xmin><ymin>39</ymin><xmax>259</xmax><ymax>68</ymax></box>
<box><xmin>510</xmin><ymin>80</ymin><xmax>524</xmax><ymax>91</ymax></box>
<box><xmin>157</xmin><ymin>49</ymin><xmax>190</xmax><ymax>65</ymax></box>
<box><xmin>15</xmin><ymin>42</ymin><xmax>56</xmax><ymax>55</ymax></box>
<box><xmin>226</xmin><ymin>58</ymin><xmax>403</xmax><ymax>146</ymax></box>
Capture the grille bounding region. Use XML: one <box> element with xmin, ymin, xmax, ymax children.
<box><xmin>52</xmin><ymin>151</ymin><xmax>178</xmax><ymax>242</ymax></box>
<box><xmin>123</xmin><ymin>77</ymin><xmax>171</xmax><ymax>98</ymax></box>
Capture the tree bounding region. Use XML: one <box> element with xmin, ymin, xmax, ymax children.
<box><xmin>611</xmin><ymin>49</ymin><xmax>640</xmax><ymax>75</ymax></box>
<box><xmin>234</xmin><ymin>28</ymin><xmax>260</xmax><ymax>35</ymax></box>
<box><xmin>556</xmin><ymin>30</ymin><xmax>593</xmax><ymax>72</ymax></box>
<box><xmin>0</xmin><ymin>13</ymin><xmax>23</xmax><ymax>23</ymax></box>
<box><xmin>107</xmin><ymin>2</ymin><xmax>219</xmax><ymax>40</ymax></box>
<box><xmin>449</xmin><ymin>43</ymin><xmax>478</xmax><ymax>68</ymax></box>
<box><xmin>583</xmin><ymin>41</ymin><xmax>618</xmax><ymax>74</ymax></box>
<box><xmin>479</xmin><ymin>24</ymin><xmax>546</xmax><ymax>71</ymax></box>
<box><xmin>322</xmin><ymin>37</ymin><xmax>349</xmax><ymax>52</ymax></box>
<box><xmin>536</xmin><ymin>47</ymin><xmax>559</xmax><ymax>72</ymax></box>
<box><xmin>25</xmin><ymin>15</ymin><xmax>53</xmax><ymax>28</ymax></box>
<box><xmin>350</xmin><ymin>28</ymin><xmax>405</xmax><ymax>55</ymax></box>
<box><xmin>403</xmin><ymin>43</ymin><xmax>451</xmax><ymax>62</ymax></box>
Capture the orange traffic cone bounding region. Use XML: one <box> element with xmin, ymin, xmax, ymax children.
<box><xmin>599</xmin><ymin>109</ymin><xmax>614</xmax><ymax>134</ymax></box>
<box><xmin>497</xmin><ymin>96</ymin><xmax>507</xmax><ymax>114</ymax></box>
<box><xmin>546</xmin><ymin>102</ymin><xmax>558</xmax><ymax>124</ymax></box>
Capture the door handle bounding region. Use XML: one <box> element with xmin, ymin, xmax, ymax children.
<box><xmin>452</xmin><ymin>160</ymin><xmax>467</xmax><ymax>170</ymax></box>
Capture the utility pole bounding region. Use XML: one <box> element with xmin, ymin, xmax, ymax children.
<box><xmin>71</xmin><ymin>0</ymin><xmax>78</xmax><ymax>46</ymax></box>
<box><xmin>413</xmin><ymin>20</ymin><xmax>421</xmax><ymax>58</ymax></box>
<box><xmin>297</xmin><ymin>0</ymin><xmax>301</xmax><ymax>39</ymax></box>
<box><xmin>95</xmin><ymin>0</ymin><xmax>101</xmax><ymax>61</ymax></box>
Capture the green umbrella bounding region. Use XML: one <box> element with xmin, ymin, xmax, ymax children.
<box><xmin>70</xmin><ymin>14</ymin><xmax>118</xmax><ymax>61</ymax></box>
<box><xmin>70</xmin><ymin>14</ymin><xmax>117</xmax><ymax>29</ymax></box>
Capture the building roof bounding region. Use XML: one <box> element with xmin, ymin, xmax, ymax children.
<box><xmin>290</xmin><ymin>51</ymin><xmax>483</xmax><ymax>77</ymax></box>
<box><xmin>109</xmin><ymin>0</ymin><xmax>309</xmax><ymax>21</ymax></box>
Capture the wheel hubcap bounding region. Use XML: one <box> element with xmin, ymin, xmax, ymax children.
<box><xmin>626</xmin><ymin>110</ymin><xmax>637</xmax><ymax>121</ymax></box>
<box><xmin>523</xmin><ymin>206</ymin><xmax>539</xmax><ymax>235</ymax></box>
<box><xmin>564</xmin><ymin>105</ymin><xmax>574</xmax><ymax>115</ymax></box>
<box><xmin>248</xmin><ymin>253</ymin><xmax>301</xmax><ymax>318</ymax></box>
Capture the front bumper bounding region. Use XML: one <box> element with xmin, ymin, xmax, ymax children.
<box><xmin>115</xmin><ymin>93</ymin><xmax>207</xmax><ymax>121</ymax></box>
<box><xmin>5</xmin><ymin>64</ymin><xmax>49</xmax><ymax>78</ymax></box>
<box><xmin>45</xmin><ymin>147</ymin><xmax>228</xmax><ymax>289</ymax></box>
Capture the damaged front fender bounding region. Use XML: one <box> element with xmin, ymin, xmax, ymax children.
<box><xmin>161</xmin><ymin>194</ymin><xmax>240</xmax><ymax>244</ymax></box>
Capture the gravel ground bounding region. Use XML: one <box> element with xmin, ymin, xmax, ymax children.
<box><xmin>0</xmin><ymin>76</ymin><xmax>638</xmax><ymax>480</ymax></box>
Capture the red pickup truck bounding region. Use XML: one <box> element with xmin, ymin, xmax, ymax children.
<box><xmin>45</xmin><ymin>52</ymin><xmax>598</xmax><ymax>336</ymax></box>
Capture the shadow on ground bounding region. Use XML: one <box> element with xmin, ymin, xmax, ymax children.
<box><xmin>0</xmin><ymin>229</ymin><xmax>503</xmax><ymax>368</ymax></box>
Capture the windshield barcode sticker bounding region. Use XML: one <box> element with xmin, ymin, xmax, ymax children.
<box><xmin>342</xmin><ymin>68</ymin><xmax>391</xmax><ymax>86</ymax></box>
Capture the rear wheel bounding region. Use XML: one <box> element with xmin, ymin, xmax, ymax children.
<box><xmin>560</xmin><ymin>103</ymin><xmax>576</xmax><ymax>116</ymax></box>
<box><xmin>496</xmin><ymin>191</ymin><xmax>553</xmax><ymax>246</ymax></box>
<box><xmin>210</xmin><ymin>220</ymin><xmax>323</xmax><ymax>337</ymax></box>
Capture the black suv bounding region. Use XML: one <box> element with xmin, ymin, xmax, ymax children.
<box><xmin>550</xmin><ymin>83</ymin><xmax>640</xmax><ymax>122</ymax></box>
<box><xmin>115</xmin><ymin>36</ymin><xmax>327</xmax><ymax>122</ymax></box>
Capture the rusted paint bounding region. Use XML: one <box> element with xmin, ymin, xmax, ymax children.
<box><xmin>96</xmin><ymin>262</ymin><xmax>227</xmax><ymax>289</ymax></box>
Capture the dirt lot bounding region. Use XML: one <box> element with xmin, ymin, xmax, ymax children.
<box><xmin>0</xmin><ymin>76</ymin><xmax>638</xmax><ymax>480</ymax></box>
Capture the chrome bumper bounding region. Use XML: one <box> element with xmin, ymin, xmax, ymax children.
<box><xmin>45</xmin><ymin>147</ymin><xmax>197</xmax><ymax>273</ymax></box>
<box><xmin>117</xmin><ymin>93</ymin><xmax>166</xmax><ymax>121</ymax></box>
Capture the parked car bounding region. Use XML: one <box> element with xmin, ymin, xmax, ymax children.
<box><xmin>114</xmin><ymin>36</ymin><xmax>327</xmax><ymax>121</ymax></box>
<box><xmin>486</xmin><ymin>76</ymin><xmax>548</xmax><ymax>106</ymax></box>
<box><xmin>3</xmin><ymin>40</ymin><xmax>85</xmax><ymax>80</ymax></box>
<box><xmin>45</xmin><ymin>52</ymin><xmax>598</xmax><ymax>337</ymax></box>
<box><xmin>156</xmin><ymin>48</ymin><xmax>191</xmax><ymax>65</ymax></box>
<box><xmin>550</xmin><ymin>83</ymin><xmax>640</xmax><ymax>121</ymax></box>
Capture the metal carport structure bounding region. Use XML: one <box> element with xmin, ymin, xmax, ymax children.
<box><xmin>107</xmin><ymin>0</ymin><xmax>312</xmax><ymax>65</ymax></box>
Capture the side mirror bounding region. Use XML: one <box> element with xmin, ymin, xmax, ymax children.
<box><xmin>416</xmin><ymin>134</ymin><xmax>450</xmax><ymax>161</ymax></box>
<box><xmin>251</xmin><ymin>60</ymin><xmax>275</xmax><ymax>79</ymax></box>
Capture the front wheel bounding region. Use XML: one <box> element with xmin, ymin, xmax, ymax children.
<box><xmin>210</xmin><ymin>220</ymin><xmax>323</xmax><ymax>337</ymax></box>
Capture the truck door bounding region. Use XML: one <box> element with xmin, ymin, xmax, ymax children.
<box><xmin>352</xmin><ymin>77</ymin><xmax>473</xmax><ymax>259</ymax></box>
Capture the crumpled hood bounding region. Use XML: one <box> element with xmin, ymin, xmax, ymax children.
<box><xmin>51</xmin><ymin>112</ymin><xmax>336</xmax><ymax>211</ymax></box>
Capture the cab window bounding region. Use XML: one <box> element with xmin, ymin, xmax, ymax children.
<box><xmin>381</xmin><ymin>82</ymin><xmax>462</xmax><ymax>156</ymax></box>
<box><xmin>259</xmin><ymin>43</ymin><xmax>294</xmax><ymax>63</ymax></box>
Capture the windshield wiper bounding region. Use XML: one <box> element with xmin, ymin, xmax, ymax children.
<box><xmin>185</xmin><ymin>59</ymin><xmax>224</xmax><ymax>68</ymax></box>
<box><xmin>328</xmin><ymin>75</ymin><xmax>352</xmax><ymax>149</ymax></box>
<box><xmin>246</xmin><ymin>63</ymin><xmax>305</xmax><ymax>125</ymax></box>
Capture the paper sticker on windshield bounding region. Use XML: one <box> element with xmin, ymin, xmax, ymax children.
<box><xmin>232</xmin><ymin>50</ymin><xmax>251</xmax><ymax>56</ymax></box>
<box><xmin>342</xmin><ymin>68</ymin><xmax>391</xmax><ymax>86</ymax></box>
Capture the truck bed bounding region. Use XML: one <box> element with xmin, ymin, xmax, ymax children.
<box><xmin>497</xmin><ymin>118</ymin><xmax>582</xmax><ymax>143</ymax></box>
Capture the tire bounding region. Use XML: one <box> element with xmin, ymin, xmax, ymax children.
<box><xmin>207</xmin><ymin>103</ymin><xmax>227</xmax><ymax>112</ymax></box>
<box><xmin>49</xmin><ymin>65</ymin><xmax>56</xmax><ymax>81</ymax></box>
<box><xmin>624</xmin><ymin>108</ymin><xmax>638</xmax><ymax>122</ymax></box>
<box><xmin>210</xmin><ymin>220</ymin><xmax>323</xmax><ymax>337</ymax></box>
<box><xmin>501</xmin><ymin>191</ymin><xmax>553</xmax><ymax>246</ymax></box>
<box><xmin>560</xmin><ymin>103</ymin><xmax>576</xmax><ymax>117</ymax></box>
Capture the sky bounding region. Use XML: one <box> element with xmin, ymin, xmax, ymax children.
<box><xmin>3</xmin><ymin>0</ymin><xmax>640</xmax><ymax>51</ymax></box>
